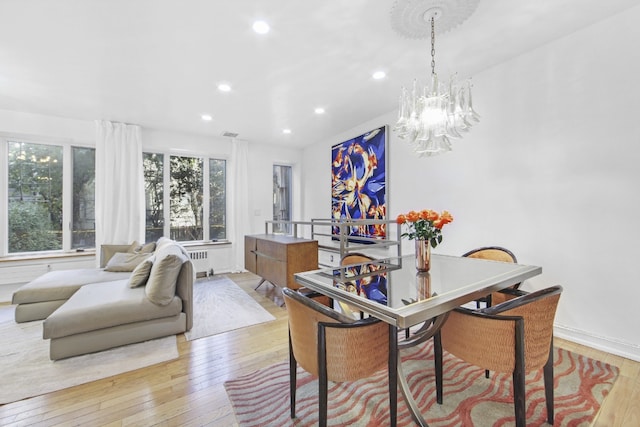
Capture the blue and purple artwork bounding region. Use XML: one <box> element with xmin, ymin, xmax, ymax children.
<box><xmin>336</xmin><ymin>263</ymin><xmax>388</xmax><ymax>306</ymax></box>
<box><xmin>331</xmin><ymin>126</ymin><xmax>387</xmax><ymax>240</ymax></box>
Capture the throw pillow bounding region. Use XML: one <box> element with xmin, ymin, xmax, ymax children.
<box><xmin>100</xmin><ymin>241</ymin><xmax>138</xmax><ymax>268</ymax></box>
<box><xmin>145</xmin><ymin>252</ymin><xmax>187</xmax><ymax>306</ymax></box>
<box><xmin>134</xmin><ymin>242</ymin><xmax>157</xmax><ymax>254</ymax></box>
<box><xmin>128</xmin><ymin>256</ymin><xmax>155</xmax><ymax>288</ymax></box>
<box><xmin>105</xmin><ymin>252</ymin><xmax>152</xmax><ymax>272</ymax></box>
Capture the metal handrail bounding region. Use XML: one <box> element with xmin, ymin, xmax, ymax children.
<box><xmin>263</xmin><ymin>218</ymin><xmax>403</xmax><ymax>263</ymax></box>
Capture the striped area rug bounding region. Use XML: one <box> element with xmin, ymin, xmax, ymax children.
<box><xmin>224</xmin><ymin>341</ymin><xmax>618</xmax><ymax>426</ymax></box>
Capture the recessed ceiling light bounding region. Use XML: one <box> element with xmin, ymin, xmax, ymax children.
<box><xmin>372</xmin><ymin>71</ymin><xmax>386</xmax><ymax>80</ymax></box>
<box><xmin>252</xmin><ymin>20</ymin><xmax>270</xmax><ymax>34</ymax></box>
<box><xmin>218</xmin><ymin>83</ymin><xmax>231</xmax><ymax>92</ymax></box>
<box><xmin>201</xmin><ymin>114</ymin><xmax>213</xmax><ymax>121</ymax></box>
<box><xmin>314</xmin><ymin>107</ymin><xmax>325</xmax><ymax>114</ymax></box>
<box><xmin>283</xmin><ymin>129</ymin><xmax>292</xmax><ymax>134</ymax></box>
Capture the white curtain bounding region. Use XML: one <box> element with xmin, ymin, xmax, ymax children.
<box><xmin>229</xmin><ymin>139</ymin><xmax>250</xmax><ymax>271</ymax></box>
<box><xmin>94</xmin><ymin>120</ymin><xmax>145</xmax><ymax>266</ymax></box>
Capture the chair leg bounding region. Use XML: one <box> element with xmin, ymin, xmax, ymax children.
<box><xmin>389</xmin><ymin>324</ymin><xmax>398</xmax><ymax>426</ymax></box>
<box><xmin>434</xmin><ymin>332</ymin><xmax>444</xmax><ymax>404</ymax></box>
<box><xmin>318</xmin><ymin>325</ymin><xmax>328</xmax><ymax>427</ymax></box>
<box><xmin>543</xmin><ymin>342</ymin><xmax>555</xmax><ymax>425</ymax></box>
<box><xmin>288</xmin><ymin>332</ymin><xmax>297</xmax><ymax>419</ymax></box>
<box><xmin>513</xmin><ymin>319</ymin><xmax>526</xmax><ymax>427</ymax></box>
<box><xmin>319</xmin><ymin>373</ymin><xmax>328</xmax><ymax>427</ymax></box>
<box><xmin>512</xmin><ymin>369</ymin><xmax>526</xmax><ymax>427</ymax></box>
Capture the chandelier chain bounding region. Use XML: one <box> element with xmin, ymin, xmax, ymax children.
<box><xmin>430</xmin><ymin>17</ymin><xmax>436</xmax><ymax>75</ymax></box>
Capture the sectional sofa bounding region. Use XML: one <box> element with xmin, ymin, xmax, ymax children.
<box><xmin>11</xmin><ymin>237</ymin><xmax>194</xmax><ymax>360</ymax></box>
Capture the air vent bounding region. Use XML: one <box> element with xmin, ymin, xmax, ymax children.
<box><xmin>222</xmin><ymin>131</ymin><xmax>239</xmax><ymax>138</ymax></box>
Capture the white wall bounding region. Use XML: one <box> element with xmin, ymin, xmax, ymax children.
<box><xmin>246</xmin><ymin>142</ymin><xmax>304</xmax><ymax>235</ymax></box>
<box><xmin>302</xmin><ymin>7</ymin><xmax>640</xmax><ymax>360</ymax></box>
<box><xmin>0</xmin><ymin>109</ymin><xmax>94</xmax><ymax>142</ymax></box>
<box><xmin>0</xmin><ymin>111</ymin><xmax>302</xmax><ymax>279</ymax></box>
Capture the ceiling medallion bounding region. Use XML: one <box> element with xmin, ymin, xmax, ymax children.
<box><xmin>390</xmin><ymin>0</ymin><xmax>480</xmax><ymax>39</ymax></box>
<box><xmin>391</xmin><ymin>0</ymin><xmax>481</xmax><ymax>157</ymax></box>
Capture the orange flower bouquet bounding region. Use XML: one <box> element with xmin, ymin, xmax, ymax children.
<box><xmin>396</xmin><ymin>209</ymin><xmax>454</xmax><ymax>248</ymax></box>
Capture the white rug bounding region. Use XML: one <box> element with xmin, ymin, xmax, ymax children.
<box><xmin>0</xmin><ymin>283</ymin><xmax>21</xmax><ymax>304</ymax></box>
<box><xmin>185</xmin><ymin>275</ymin><xmax>276</xmax><ymax>341</ymax></box>
<box><xmin>0</xmin><ymin>305</ymin><xmax>178</xmax><ymax>405</ymax></box>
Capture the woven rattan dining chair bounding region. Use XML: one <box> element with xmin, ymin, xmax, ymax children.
<box><xmin>462</xmin><ymin>246</ymin><xmax>520</xmax><ymax>307</ymax></box>
<box><xmin>282</xmin><ymin>287</ymin><xmax>390</xmax><ymax>427</ymax></box>
<box><xmin>434</xmin><ymin>285</ymin><xmax>563</xmax><ymax>427</ymax></box>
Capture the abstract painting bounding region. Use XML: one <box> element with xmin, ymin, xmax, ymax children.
<box><xmin>331</xmin><ymin>125</ymin><xmax>387</xmax><ymax>240</ymax></box>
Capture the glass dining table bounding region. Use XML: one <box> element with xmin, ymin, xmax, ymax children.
<box><xmin>294</xmin><ymin>253</ymin><xmax>542</xmax><ymax>426</ymax></box>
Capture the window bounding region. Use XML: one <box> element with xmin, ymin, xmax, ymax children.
<box><xmin>170</xmin><ymin>155</ymin><xmax>203</xmax><ymax>241</ymax></box>
<box><xmin>72</xmin><ymin>147</ymin><xmax>95</xmax><ymax>249</ymax></box>
<box><xmin>3</xmin><ymin>141</ymin><xmax>224</xmax><ymax>254</ymax></box>
<box><xmin>143</xmin><ymin>152</ymin><xmax>226</xmax><ymax>242</ymax></box>
<box><xmin>4</xmin><ymin>139</ymin><xmax>95</xmax><ymax>254</ymax></box>
<box><xmin>7</xmin><ymin>141</ymin><xmax>63</xmax><ymax>252</ymax></box>
<box><xmin>143</xmin><ymin>153</ymin><xmax>164</xmax><ymax>243</ymax></box>
<box><xmin>273</xmin><ymin>164</ymin><xmax>292</xmax><ymax>234</ymax></box>
<box><xmin>209</xmin><ymin>159</ymin><xmax>226</xmax><ymax>240</ymax></box>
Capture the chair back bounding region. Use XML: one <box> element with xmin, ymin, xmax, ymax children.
<box><xmin>340</xmin><ymin>253</ymin><xmax>374</xmax><ymax>266</ymax></box>
<box><xmin>462</xmin><ymin>246</ymin><xmax>517</xmax><ymax>263</ymax></box>
<box><xmin>484</xmin><ymin>285</ymin><xmax>562</xmax><ymax>371</ymax></box>
<box><xmin>283</xmin><ymin>287</ymin><xmax>388</xmax><ymax>382</ymax></box>
<box><xmin>463</xmin><ymin>246</ymin><xmax>520</xmax><ymax>304</ymax></box>
<box><xmin>441</xmin><ymin>286</ymin><xmax>562</xmax><ymax>373</ymax></box>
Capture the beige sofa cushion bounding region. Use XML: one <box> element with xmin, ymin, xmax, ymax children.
<box><xmin>128</xmin><ymin>256</ymin><xmax>154</xmax><ymax>288</ymax></box>
<box><xmin>43</xmin><ymin>280</ymin><xmax>182</xmax><ymax>339</ymax></box>
<box><xmin>12</xmin><ymin>269</ymin><xmax>131</xmax><ymax>304</ymax></box>
<box><xmin>105</xmin><ymin>252</ymin><xmax>152</xmax><ymax>272</ymax></box>
<box><xmin>145</xmin><ymin>245</ymin><xmax>188</xmax><ymax>306</ymax></box>
<box><xmin>100</xmin><ymin>242</ymin><xmax>139</xmax><ymax>268</ymax></box>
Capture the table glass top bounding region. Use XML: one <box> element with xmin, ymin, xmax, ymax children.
<box><xmin>295</xmin><ymin>254</ymin><xmax>542</xmax><ymax>327</ymax></box>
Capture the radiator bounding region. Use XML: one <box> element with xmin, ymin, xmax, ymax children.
<box><xmin>188</xmin><ymin>250</ymin><xmax>211</xmax><ymax>277</ymax></box>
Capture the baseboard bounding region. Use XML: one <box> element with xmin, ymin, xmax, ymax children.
<box><xmin>555</xmin><ymin>323</ymin><xmax>640</xmax><ymax>362</ymax></box>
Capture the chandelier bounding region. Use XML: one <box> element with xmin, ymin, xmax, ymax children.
<box><xmin>391</xmin><ymin>0</ymin><xmax>480</xmax><ymax>157</ymax></box>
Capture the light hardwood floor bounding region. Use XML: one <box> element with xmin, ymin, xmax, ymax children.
<box><xmin>0</xmin><ymin>272</ymin><xmax>638</xmax><ymax>426</ymax></box>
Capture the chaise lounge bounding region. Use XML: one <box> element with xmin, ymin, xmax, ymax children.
<box><xmin>11</xmin><ymin>237</ymin><xmax>194</xmax><ymax>360</ymax></box>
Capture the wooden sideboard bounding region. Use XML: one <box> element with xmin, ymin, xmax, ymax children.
<box><xmin>244</xmin><ymin>234</ymin><xmax>318</xmax><ymax>290</ymax></box>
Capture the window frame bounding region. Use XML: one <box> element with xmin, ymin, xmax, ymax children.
<box><xmin>273</xmin><ymin>163</ymin><xmax>293</xmax><ymax>234</ymax></box>
<box><xmin>208</xmin><ymin>157</ymin><xmax>227</xmax><ymax>241</ymax></box>
<box><xmin>2</xmin><ymin>139</ymin><xmax>229</xmax><ymax>256</ymax></box>
<box><xmin>1</xmin><ymin>134</ymin><xmax>95</xmax><ymax>257</ymax></box>
<box><xmin>143</xmin><ymin>149</ymin><xmax>228</xmax><ymax>243</ymax></box>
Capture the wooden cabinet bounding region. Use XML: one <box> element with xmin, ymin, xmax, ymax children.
<box><xmin>244</xmin><ymin>234</ymin><xmax>318</xmax><ymax>290</ymax></box>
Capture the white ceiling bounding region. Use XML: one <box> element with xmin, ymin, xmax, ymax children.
<box><xmin>0</xmin><ymin>0</ymin><xmax>637</xmax><ymax>148</ymax></box>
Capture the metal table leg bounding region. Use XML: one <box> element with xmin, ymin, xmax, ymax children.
<box><xmin>395</xmin><ymin>312</ymin><xmax>450</xmax><ymax>426</ymax></box>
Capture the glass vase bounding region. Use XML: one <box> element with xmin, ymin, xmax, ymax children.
<box><xmin>415</xmin><ymin>239</ymin><xmax>431</xmax><ymax>272</ymax></box>
<box><xmin>415</xmin><ymin>272</ymin><xmax>431</xmax><ymax>300</ymax></box>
